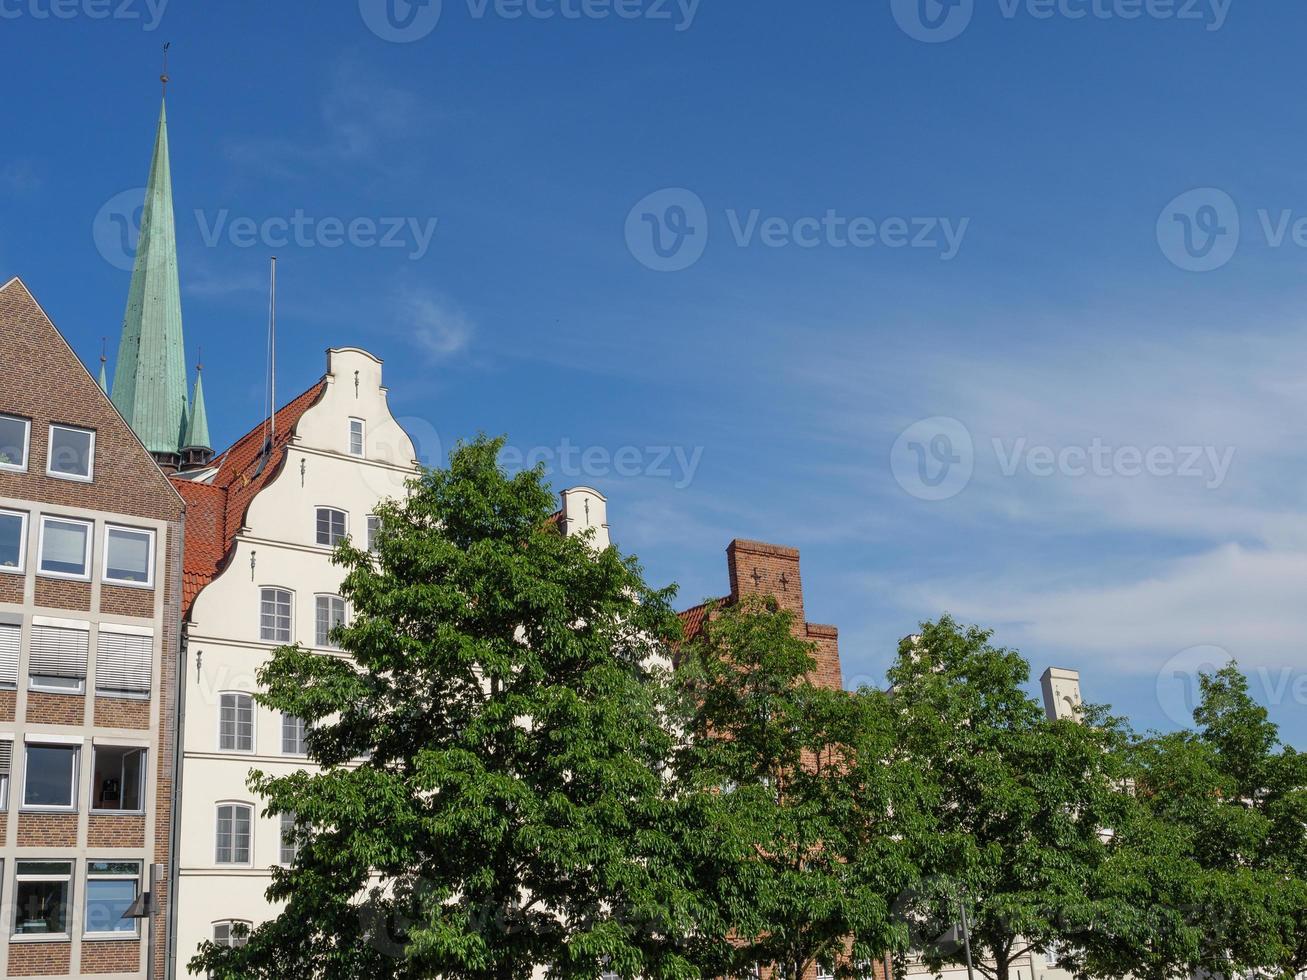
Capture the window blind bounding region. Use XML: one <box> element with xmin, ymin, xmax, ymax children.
<box><xmin>29</xmin><ymin>625</ymin><xmax>89</xmax><ymax>679</ymax></box>
<box><xmin>0</xmin><ymin>622</ymin><xmax>18</xmax><ymax>686</ymax></box>
<box><xmin>96</xmin><ymin>630</ymin><xmax>152</xmax><ymax>694</ymax></box>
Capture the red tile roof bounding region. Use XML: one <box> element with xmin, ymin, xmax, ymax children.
<box><xmin>171</xmin><ymin>381</ymin><xmax>327</xmax><ymax>616</ymax></box>
<box><xmin>677</xmin><ymin>598</ymin><xmax>724</xmax><ymax>645</ymax></box>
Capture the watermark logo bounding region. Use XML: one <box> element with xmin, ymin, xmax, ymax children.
<box><xmin>0</xmin><ymin>0</ymin><xmax>170</xmax><ymax>30</ymax></box>
<box><xmin>1157</xmin><ymin>187</ymin><xmax>1239</xmax><ymax>272</ymax></box>
<box><xmin>892</xmin><ymin>0</ymin><xmax>1230</xmax><ymax>42</ymax></box>
<box><xmin>625</xmin><ymin>189</ymin><xmax>969</xmax><ymax>271</ymax></box>
<box><xmin>891</xmin><ymin>417</ymin><xmax>975</xmax><ymax>501</ymax></box>
<box><xmin>891</xmin><ymin>0</ymin><xmax>974</xmax><ymax>42</ymax></box>
<box><xmin>625</xmin><ymin>188</ymin><xmax>710</xmax><ymax>273</ymax></box>
<box><xmin>93</xmin><ymin>187</ymin><xmax>146</xmax><ymax>272</ymax></box>
<box><xmin>358</xmin><ymin>0</ymin><xmax>443</xmax><ymax>42</ymax></box>
<box><xmin>1157</xmin><ymin>645</ymin><xmax>1307</xmax><ymax>728</ymax></box>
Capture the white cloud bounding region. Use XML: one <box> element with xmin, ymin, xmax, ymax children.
<box><xmin>396</xmin><ymin>288</ymin><xmax>473</xmax><ymax>362</ymax></box>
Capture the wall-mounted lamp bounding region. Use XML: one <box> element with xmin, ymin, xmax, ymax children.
<box><xmin>250</xmin><ymin>550</ymin><xmax>257</xmax><ymax>581</ymax></box>
<box><xmin>354</xmin><ymin>370</ymin><xmax>360</xmax><ymax>397</ymax></box>
<box><xmin>195</xmin><ymin>649</ymin><xmax>203</xmax><ymax>683</ymax></box>
<box><xmin>300</xmin><ymin>458</ymin><xmax>306</xmax><ymax>487</ymax></box>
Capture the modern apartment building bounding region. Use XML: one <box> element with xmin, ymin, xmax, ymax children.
<box><xmin>0</xmin><ymin>276</ymin><xmax>185</xmax><ymax>979</ymax></box>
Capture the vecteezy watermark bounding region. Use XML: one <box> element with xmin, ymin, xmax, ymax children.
<box><xmin>358</xmin><ymin>0</ymin><xmax>698</xmax><ymax>42</ymax></box>
<box><xmin>891</xmin><ymin>418</ymin><xmax>1237</xmax><ymax>501</ymax></box>
<box><xmin>92</xmin><ymin>188</ymin><xmax>440</xmax><ymax>270</ymax></box>
<box><xmin>891</xmin><ymin>0</ymin><xmax>1229</xmax><ymax>42</ymax></box>
<box><xmin>0</xmin><ymin>0</ymin><xmax>169</xmax><ymax>29</ymax></box>
<box><xmin>1155</xmin><ymin>186</ymin><xmax>1307</xmax><ymax>273</ymax></box>
<box><xmin>499</xmin><ymin>439</ymin><xmax>705</xmax><ymax>489</ymax></box>
<box><xmin>1157</xmin><ymin>645</ymin><xmax>1307</xmax><ymax>728</ymax></box>
<box><xmin>625</xmin><ymin>188</ymin><xmax>969</xmax><ymax>272</ymax></box>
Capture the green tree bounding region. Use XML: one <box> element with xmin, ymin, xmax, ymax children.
<box><xmin>884</xmin><ymin>617</ymin><xmax>1130</xmax><ymax>980</ymax></box>
<box><xmin>191</xmin><ymin>435</ymin><xmax>695</xmax><ymax>980</ymax></box>
<box><xmin>674</xmin><ymin>596</ymin><xmax>921</xmax><ymax>980</ymax></box>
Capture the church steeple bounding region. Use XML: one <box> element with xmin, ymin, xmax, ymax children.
<box><xmin>110</xmin><ymin>93</ymin><xmax>189</xmax><ymax>471</ymax></box>
<box><xmin>181</xmin><ymin>358</ymin><xmax>213</xmax><ymax>470</ymax></box>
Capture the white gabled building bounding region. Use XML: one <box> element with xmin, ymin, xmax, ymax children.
<box><xmin>167</xmin><ymin>346</ymin><xmax>609</xmax><ymax>975</ymax></box>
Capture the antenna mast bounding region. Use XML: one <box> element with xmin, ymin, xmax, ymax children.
<box><xmin>268</xmin><ymin>257</ymin><xmax>277</xmax><ymax>447</ymax></box>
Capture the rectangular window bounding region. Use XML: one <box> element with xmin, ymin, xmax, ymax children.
<box><xmin>260</xmin><ymin>588</ymin><xmax>292</xmax><ymax>643</ymax></box>
<box><xmin>0</xmin><ymin>739</ymin><xmax>11</xmax><ymax>810</ymax></box>
<box><xmin>214</xmin><ymin>920</ymin><xmax>251</xmax><ymax>948</ymax></box>
<box><xmin>95</xmin><ymin>627</ymin><xmax>153</xmax><ymax>698</ymax></box>
<box><xmin>103</xmin><ymin>526</ymin><xmax>154</xmax><ymax>587</ymax></box>
<box><xmin>91</xmin><ymin>746</ymin><xmax>145</xmax><ymax>812</ymax></box>
<box><xmin>219</xmin><ymin>693</ymin><xmax>255</xmax><ymax>752</ymax></box>
<box><xmin>315</xmin><ymin>508</ymin><xmax>347</xmax><ymax>547</ymax></box>
<box><xmin>366</xmin><ymin>515</ymin><xmax>381</xmax><ymax>553</ymax></box>
<box><xmin>23</xmin><ymin>743</ymin><xmax>78</xmax><ymax>810</ymax></box>
<box><xmin>38</xmin><ymin>517</ymin><xmax>91</xmax><ymax>579</ymax></box>
<box><xmin>216</xmin><ymin>804</ymin><xmax>253</xmax><ymax>865</ymax></box>
<box><xmin>12</xmin><ymin>861</ymin><xmax>73</xmax><ymax>937</ymax></box>
<box><xmin>0</xmin><ymin>618</ymin><xmax>18</xmax><ymax>689</ymax></box>
<box><xmin>0</xmin><ymin>414</ymin><xmax>30</xmax><ymax>472</ymax></box>
<box><xmin>282</xmin><ymin>714</ymin><xmax>307</xmax><ymax>755</ymax></box>
<box><xmin>315</xmin><ymin>595</ymin><xmax>345</xmax><ymax>648</ymax></box>
<box><xmin>28</xmin><ymin>621</ymin><xmax>89</xmax><ymax>693</ymax></box>
<box><xmin>46</xmin><ymin>424</ymin><xmax>95</xmax><ymax>481</ymax></box>
<box><xmin>280</xmin><ymin>810</ymin><xmax>300</xmax><ymax>865</ymax></box>
<box><xmin>84</xmin><ymin>862</ymin><xmax>140</xmax><ymax>936</ymax></box>
<box><xmin>0</xmin><ymin>510</ymin><xmax>27</xmax><ymax>572</ymax></box>
<box><xmin>349</xmin><ymin>418</ymin><xmax>365</xmax><ymax>457</ymax></box>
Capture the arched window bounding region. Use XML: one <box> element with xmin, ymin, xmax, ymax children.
<box><xmin>215</xmin><ymin>803</ymin><xmax>253</xmax><ymax>865</ymax></box>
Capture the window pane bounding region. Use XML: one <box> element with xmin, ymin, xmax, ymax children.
<box><xmin>85</xmin><ymin>877</ymin><xmax>138</xmax><ymax>933</ymax></box>
<box><xmin>23</xmin><ymin>745</ymin><xmax>76</xmax><ymax>807</ymax></box>
<box><xmin>367</xmin><ymin>515</ymin><xmax>380</xmax><ymax>552</ymax></box>
<box><xmin>92</xmin><ymin>746</ymin><xmax>144</xmax><ymax>811</ymax></box>
<box><xmin>220</xmin><ymin>694</ymin><xmax>254</xmax><ymax>751</ymax></box>
<box><xmin>14</xmin><ymin>878</ymin><xmax>70</xmax><ymax>935</ymax></box>
<box><xmin>280</xmin><ymin>810</ymin><xmax>299</xmax><ymax>865</ymax></box>
<box><xmin>282</xmin><ymin>714</ymin><xmax>306</xmax><ymax>755</ymax></box>
<box><xmin>260</xmin><ymin>589</ymin><xmax>291</xmax><ymax>643</ymax></box>
<box><xmin>105</xmin><ymin>527</ymin><xmax>152</xmax><ymax>584</ymax></box>
<box><xmin>40</xmin><ymin>519</ymin><xmax>88</xmax><ymax>576</ymax></box>
<box><xmin>349</xmin><ymin>419</ymin><xmax>364</xmax><ymax>456</ymax></box>
<box><xmin>0</xmin><ymin>512</ymin><xmax>23</xmax><ymax>570</ymax></box>
<box><xmin>316</xmin><ymin>509</ymin><xmax>346</xmax><ymax>546</ymax></box>
<box><xmin>48</xmin><ymin>426</ymin><xmax>93</xmax><ymax>478</ymax></box>
<box><xmin>315</xmin><ymin>596</ymin><xmax>344</xmax><ymax>648</ymax></box>
<box><xmin>0</xmin><ymin>415</ymin><xmax>28</xmax><ymax>469</ymax></box>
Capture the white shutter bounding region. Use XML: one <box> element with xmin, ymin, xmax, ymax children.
<box><xmin>29</xmin><ymin>625</ymin><xmax>89</xmax><ymax>679</ymax></box>
<box><xmin>96</xmin><ymin>629</ymin><xmax>153</xmax><ymax>694</ymax></box>
<box><xmin>0</xmin><ymin>621</ymin><xmax>18</xmax><ymax>686</ymax></box>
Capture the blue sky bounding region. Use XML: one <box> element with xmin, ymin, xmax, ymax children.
<box><xmin>3</xmin><ymin>0</ymin><xmax>1307</xmax><ymax>744</ymax></box>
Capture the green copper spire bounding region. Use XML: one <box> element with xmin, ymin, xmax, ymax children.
<box><xmin>111</xmin><ymin>98</ymin><xmax>189</xmax><ymax>464</ymax></box>
<box><xmin>97</xmin><ymin>356</ymin><xmax>109</xmax><ymax>394</ymax></box>
<box><xmin>184</xmin><ymin>365</ymin><xmax>211</xmax><ymax>452</ymax></box>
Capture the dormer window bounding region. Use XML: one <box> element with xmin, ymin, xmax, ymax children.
<box><xmin>47</xmin><ymin>424</ymin><xmax>95</xmax><ymax>481</ymax></box>
<box><xmin>348</xmin><ymin>418</ymin><xmax>365</xmax><ymax>458</ymax></box>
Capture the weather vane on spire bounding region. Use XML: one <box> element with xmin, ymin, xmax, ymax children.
<box><xmin>196</xmin><ymin>345</ymin><xmax>203</xmax><ymax>374</ymax></box>
<box><xmin>161</xmin><ymin>42</ymin><xmax>171</xmax><ymax>96</ymax></box>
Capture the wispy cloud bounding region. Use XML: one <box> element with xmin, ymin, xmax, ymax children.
<box><xmin>394</xmin><ymin>287</ymin><xmax>473</xmax><ymax>363</ymax></box>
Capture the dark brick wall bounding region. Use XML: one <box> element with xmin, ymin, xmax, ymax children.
<box><xmin>0</xmin><ymin>573</ymin><xmax>22</xmax><ymax>604</ymax></box>
<box><xmin>33</xmin><ymin>576</ymin><xmax>92</xmax><ymax>612</ymax></box>
<box><xmin>17</xmin><ymin>812</ymin><xmax>78</xmax><ymax>847</ymax></box>
<box><xmin>93</xmin><ymin>695</ymin><xmax>150</xmax><ymax>730</ymax></box>
<box><xmin>81</xmin><ymin>940</ymin><xmax>143</xmax><ymax>974</ymax></box>
<box><xmin>7</xmin><ymin>942</ymin><xmax>72</xmax><ymax>976</ymax></box>
<box><xmin>0</xmin><ymin>688</ymin><xmax>14</xmax><ymax>722</ymax></box>
<box><xmin>26</xmin><ymin>691</ymin><xmax>85</xmax><ymax>726</ymax></box>
<box><xmin>100</xmin><ymin>583</ymin><xmax>155</xmax><ymax>619</ymax></box>
<box><xmin>88</xmin><ymin>812</ymin><xmax>148</xmax><ymax>848</ymax></box>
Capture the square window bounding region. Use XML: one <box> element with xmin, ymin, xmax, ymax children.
<box><xmin>84</xmin><ymin>862</ymin><xmax>140</xmax><ymax>936</ymax></box>
<box><xmin>219</xmin><ymin>693</ymin><xmax>255</xmax><ymax>752</ymax></box>
<box><xmin>315</xmin><ymin>595</ymin><xmax>345</xmax><ymax>648</ymax></box>
<box><xmin>0</xmin><ymin>510</ymin><xmax>26</xmax><ymax>573</ymax></box>
<box><xmin>13</xmin><ymin>861</ymin><xmax>72</xmax><ymax>936</ymax></box>
<box><xmin>38</xmin><ymin>517</ymin><xmax>91</xmax><ymax>578</ymax></box>
<box><xmin>260</xmin><ymin>589</ymin><xmax>292</xmax><ymax>644</ymax></box>
<box><xmin>91</xmin><ymin>746</ymin><xmax>145</xmax><ymax>812</ymax></box>
<box><xmin>46</xmin><ymin>425</ymin><xmax>94</xmax><ymax>481</ymax></box>
<box><xmin>282</xmin><ymin>714</ymin><xmax>307</xmax><ymax>755</ymax></box>
<box><xmin>216</xmin><ymin>804</ymin><xmax>253</xmax><ymax>864</ymax></box>
<box><xmin>103</xmin><ymin>526</ymin><xmax>154</xmax><ymax>587</ymax></box>
<box><xmin>0</xmin><ymin>415</ymin><xmax>30</xmax><ymax>471</ymax></box>
<box><xmin>315</xmin><ymin>508</ymin><xmax>347</xmax><ymax>547</ymax></box>
<box><xmin>23</xmin><ymin>744</ymin><xmax>78</xmax><ymax>809</ymax></box>
<box><xmin>349</xmin><ymin>418</ymin><xmax>365</xmax><ymax>457</ymax></box>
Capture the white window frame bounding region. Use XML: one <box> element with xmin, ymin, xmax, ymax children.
<box><xmin>348</xmin><ymin>417</ymin><xmax>365</xmax><ymax>458</ymax></box>
<box><xmin>314</xmin><ymin>594</ymin><xmax>346</xmax><ymax>649</ymax></box>
<box><xmin>279</xmin><ymin>810</ymin><xmax>300</xmax><ymax>866</ymax></box>
<box><xmin>37</xmin><ymin>516</ymin><xmax>93</xmax><ymax>581</ymax></box>
<box><xmin>213</xmin><ymin>919</ymin><xmax>252</xmax><ymax>948</ymax></box>
<box><xmin>29</xmin><ymin>675</ymin><xmax>86</xmax><ymax>695</ymax></box>
<box><xmin>217</xmin><ymin>692</ymin><xmax>256</xmax><ymax>753</ymax></box>
<box><xmin>83</xmin><ymin>860</ymin><xmax>142</xmax><ymax>938</ymax></box>
<box><xmin>0</xmin><ymin>509</ymin><xmax>28</xmax><ymax>574</ymax></box>
<box><xmin>314</xmin><ymin>507</ymin><xmax>348</xmax><ymax>548</ymax></box>
<box><xmin>282</xmin><ymin>714</ymin><xmax>307</xmax><ymax>756</ymax></box>
<box><xmin>101</xmin><ymin>525</ymin><xmax>155</xmax><ymax>589</ymax></box>
<box><xmin>89</xmin><ymin>745</ymin><xmax>147</xmax><ymax>815</ymax></box>
<box><xmin>21</xmin><ymin>741</ymin><xmax>80</xmax><ymax>812</ymax></box>
<box><xmin>0</xmin><ymin>414</ymin><xmax>31</xmax><ymax>473</ymax></box>
<box><xmin>366</xmin><ymin>515</ymin><xmax>381</xmax><ymax>553</ymax></box>
<box><xmin>259</xmin><ymin>587</ymin><xmax>294</xmax><ymax>644</ymax></box>
<box><xmin>0</xmin><ymin>736</ymin><xmax>12</xmax><ymax>811</ymax></box>
<box><xmin>45</xmin><ymin>424</ymin><xmax>95</xmax><ymax>482</ymax></box>
<box><xmin>12</xmin><ymin>859</ymin><xmax>74</xmax><ymax>938</ymax></box>
<box><xmin>215</xmin><ymin>802</ymin><xmax>254</xmax><ymax>866</ymax></box>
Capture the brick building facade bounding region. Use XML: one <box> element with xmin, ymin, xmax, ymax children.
<box><xmin>0</xmin><ymin>278</ymin><xmax>185</xmax><ymax>979</ymax></box>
